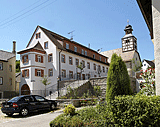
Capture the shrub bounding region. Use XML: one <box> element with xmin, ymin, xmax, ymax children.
<box><xmin>50</xmin><ymin>95</ymin><xmax>160</xmax><ymax>127</ymax></box>
<box><xmin>63</xmin><ymin>104</ymin><xmax>75</xmax><ymax>116</ymax></box>
<box><xmin>106</xmin><ymin>95</ymin><xmax>160</xmax><ymax>126</ymax></box>
<box><xmin>106</xmin><ymin>53</ymin><xmax>132</xmax><ymax>102</ymax></box>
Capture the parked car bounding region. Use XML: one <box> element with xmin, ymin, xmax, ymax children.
<box><xmin>1</xmin><ymin>95</ymin><xmax>57</xmax><ymax>117</ymax></box>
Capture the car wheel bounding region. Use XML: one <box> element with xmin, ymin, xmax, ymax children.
<box><xmin>6</xmin><ymin>113</ymin><xmax>13</xmax><ymax>117</ymax></box>
<box><xmin>50</xmin><ymin>104</ymin><xmax>55</xmax><ymax>110</ymax></box>
<box><xmin>20</xmin><ymin>108</ymin><xmax>29</xmax><ymax>116</ymax></box>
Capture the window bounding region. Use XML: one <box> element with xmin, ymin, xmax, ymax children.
<box><xmin>93</xmin><ymin>63</ymin><xmax>96</xmax><ymax>70</ymax></box>
<box><xmin>69</xmin><ymin>71</ymin><xmax>73</xmax><ymax>79</ymax></box>
<box><xmin>44</xmin><ymin>42</ymin><xmax>48</xmax><ymax>49</ymax></box>
<box><xmin>48</xmin><ymin>54</ymin><xmax>52</xmax><ymax>62</ymax></box>
<box><xmin>35</xmin><ymin>96</ymin><xmax>45</xmax><ymax>102</ymax></box>
<box><xmin>62</xmin><ymin>69</ymin><xmax>66</xmax><ymax>78</ymax></box>
<box><xmin>0</xmin><ymin>63</ymin><xmax>3</xmax><ymax>70</ymax></box>
<box><xmin>35</xmin><ymin>69</ymin><xmax>44</xmax><ymax>77</ymax></box>
<box><xmin>0</xmin><ymin>77</ymin><xmax>3</xmax><ymax>85</ymax></box>
<box><xmin>99</xmin><ymin>57</ymin><xmax>101</xmax><ymax>61</ymax></box>
<box><xmin>87</xmin><ymin>62</ymin><xmax>90</xmax><ymax>69</ymax></box>
<box><xmin>144</xmin><ymin>64</ymin><xmax>146</xmax><ymax>66</ymax></box>
<box><xmin>38</xmin><ymin>55</ymin><xmax>41</xmax><ymax>62</ymax></box>
<box><xmin>85</xmin><ymin>51</ymin><xmax>87</xmax><ymax>56</ymax></box>
<box><xmin>66</xmin><ymin>43</ymin><xmax>69</xmax><ymax>49</ymax></box>
<box><xmin>81</xmin><ymin>49</ymin><xmax>84</xmax><ymax>55</ymax></box>
<box><xmin>9</xmin><ymin>78</ymin><xmax>12</xmax><ymax>85</ymax></box>
<box><xmin>82</xmin><ymin>60</ymin><xmax>85</xmax><ymax>68</ymax></box>
<box><xmin>98</xmin><ymin>65</ymin><xmax>101</xmax><ymax>71</ymax></box>
<box><xmin>36</xmin><ymin>32</ymin><xmax>41</xmax><ymax>39</ymax></box>
<box><xmin>75</xmin><ymin>58</ymin><xmax>79</xmax><ymax>66</ymax></box>
<box><xmin>93</xmin><ymin>54</ymin><xmax>95</xmax><ymax>59</ymax></box>
<box><xmin>37</xmin><ymin>70</ymin><xmax>41</xmax><ymax>77</ymax></box>
<box><xmin>22</xmin><ymin>55</ymin><xmax>28</xmax><ymax>63</ymax></box>
<box><xmin>48</xmin><ymin>69</ymin><xmax>53</xmax><ymax>77</ymax></box>
<box><xmin>69</xmin><ymin>56</ymin><xmax>73</xmax><ymax>65</ymax></box>
<box><xmin>35</xmin><ymin>54</ymin><xmax>43</xmax><ymax>63</ymax></box>
<box><xmin>105</xmin><ymin>59</ymin><xmax>107</xmax><ymax>63</ymax></box>
<box><xmin>9</xmin><ymin>65</ymin><xmax>12</xmax><ymax>72</ymax></box>
<box><xmin>103</xmin><ymin>66</ymin><xmax>105</xmax><ymax>72</ymax></box>
<box><xmin>61</xmin><ymin>54</ymin><xmax>65</xmax><ymax>63</ymax></box>
<box><xmin>106</xmin><ymin>67</ymin><xmax>108</xmax><ymax>73</ymax></box>
<box><xmin>22</xmin><ymin>69</ymin><xmax>29</xmax><ymax>78</ymax></box>
<box><xmin>74</xmin><ymin>46</ymin><xmax>77</xmax><ymax>52</ymax></box>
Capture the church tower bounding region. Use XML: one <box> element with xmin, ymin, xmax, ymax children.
<box><xmin>122</xmin><ymin>24</ymin><xmax>137</xmax><ymax>52</ymax></box>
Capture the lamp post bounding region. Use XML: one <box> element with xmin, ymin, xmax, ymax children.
<box><xmin>57</xmin><ymin>76</ymin><xmax>60</xmax><ymax>98</ymax></box>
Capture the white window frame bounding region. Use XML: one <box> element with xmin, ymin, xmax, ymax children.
<box><xmin>66</xmin><ymin>43</ymin><xmax>69</xmax><ymax>49</ymax></box>
<box><xmin>49</xmin><ymin>54</ymin><xmax>52</xmax><ymax>62</ymax></box>
<box><xmin>38</xmin><ymin>55</ymin><xmax>41</xmax><ymax>62</ymax></box>
<box><xmin>37</xmin><ymin>70</ymin><xmax>41</xmax><ymax>77</ymax></box>
<box><xmin>44</xmin><ymin>42</ymin><xmax>48</xmax><ymax>49</ymax></box>
<box><xmin>24</xmin><ymin>55</ymin><xmax>28</xmax><ymax>63</ymax></box>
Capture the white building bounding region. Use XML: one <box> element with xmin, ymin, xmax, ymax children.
<box><xmin>18</xmin><ymin>26</ymin><xmax>109</xmax><ymax>96</ymax></box>
<box><xmin>142</xmin><ymin>59</ymin><xmax>155</xmax><ymax>72</ymax></box>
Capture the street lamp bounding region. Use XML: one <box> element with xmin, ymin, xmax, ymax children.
<box><xmin>57</xmin><ymin>76</ymin><xmax>60</xmax><ymax>98</ymax></box>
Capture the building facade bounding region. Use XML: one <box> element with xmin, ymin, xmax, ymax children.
<box><xmin>18</xmin><ymin>26</ymin><xmax>109</xmax><ymax>96</ymax></box>
<box><xmin>137</xmin><ymin>0</ymin><xmax>160</xmax><ymax>95</ymax></box>
<box><xmin>0</xmin><ymin>42</ymin><xmax>16</xmax><ymax>98</ymax></box>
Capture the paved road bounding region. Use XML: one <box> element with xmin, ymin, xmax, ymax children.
<box><xmin>0</xmin><ymin>109</ymin><xmax>63</xmax><ymax>127</ymax></box>
<box><xmin>0</xmin><ymin>107</ymin><xmax>86</xmax><ymax>127</ymax></box>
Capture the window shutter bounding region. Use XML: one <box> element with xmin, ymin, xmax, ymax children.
<box><xmin>22</xmin><ymin>70</ymin><xmax>24</xmax><ymax>77</ymax></box>
<box><xmin>41</xmin><ymin>56</ymin><xmax>43</xmax><ymax>63</ymax></box>
<box><xmin>35</xmin><ymin>54</ymin><xmax>38</xmax><ymax>62</ymax></box>
<box><xmin>22</xmin><ymin>56</ymin><xmax>24</xmax><ymax>63</ymax></box>
<box><xmin>41</xmin><ymin>70</ymin><xmax>44</xmax><ymax>77</ymax></box>
<box><xmin>27</xmin><ymin>69</ymin><xmax>29</xmax><ymax>77</ymax></box>
<box><xmin>35</xmin><ymin>69</ymin><xmax>37</xmax><ymax>76</ymax></box>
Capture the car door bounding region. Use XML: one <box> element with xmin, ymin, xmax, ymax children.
<box><xmin>20</xmin><ymin>96</ymin><xmax>38</xmax><ymax>112</ymax></box>
<box><xmin>34</xmin><ymin>95</ymin><xmax>50</xmax><ymax>110</ymax></box>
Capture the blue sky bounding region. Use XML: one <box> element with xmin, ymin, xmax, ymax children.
<box><xmin>0</xmin><ymin>0</ymin><xmax>154</xmax><ymax>61</ymax></box>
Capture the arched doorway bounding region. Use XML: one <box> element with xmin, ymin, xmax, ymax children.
<box><xmin>21</xmin><ymin>84</ymin><xmax>30</xmax><ymax>95</ymax></box>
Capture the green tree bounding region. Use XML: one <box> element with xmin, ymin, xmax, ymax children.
<box><xmin>106</xmin><ymin>53</ymin><xmax>132</xmax><ymax>102</ymax></box>
<box><xmin>132</xmin><ymin>58</ymin><xmax>142</xmax><ymax>72</ymax></box>
<box><xmin>16</xmin><ymin>60</ymin><xmax>20</xmax><ymax>73</ymax></box>
<box><xmin>41</xmin><ymin>75</ymin><xmax>51</xmax><ymax>96</ymax></box>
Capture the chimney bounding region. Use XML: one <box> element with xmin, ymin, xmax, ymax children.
<box><xmin>12</xmin><ymin>41</ymin><xmax>16</xmax><ymax>54</ymax></box>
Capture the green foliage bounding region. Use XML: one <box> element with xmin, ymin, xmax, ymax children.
<box><xmin>106</xmin><ymin>53</ymin><xmax>132</xmax><ymax>102</ymax></box>
<box><xmin>50</xmin><ymin>95</ymin><xmax>160</xmax><ymax>127</ymax></box>
<box><xmin>16</xmin><ymin>60</ymin><xmax>20</xmax><ymax>73</ymax></box>
<box><xmin>77</xmin><ymin>62</ymin><xmax>85</xmax><ymax>71</ymax></box>
<box><xmin>63</xmin><ymin>104</ymin><xmax>76</xmax><ymax>116</ymax></box>
<box><xmin>106</xmin><ymin>95</ymin><xmax>160</xmax><ymax>126</ymax></box>
<box><xmin>132</xmin><ymin>58</ymin><xmax>142</xmax><ymax>72</ymax></box>
<box><xmin>41</xmin><ymin>75</ymin><xmax>51</xmax><ymax>96</ymax></box>
<box><xmin>94</xmin><ymin>85</ymin><xmax>101</xmax><ymax>97</ymax></box>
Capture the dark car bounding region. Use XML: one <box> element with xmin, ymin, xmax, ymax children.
<box><xmin>1</xmin><ymin>95</ymin><xmax>57</xmax><ymax>117</ymax></box>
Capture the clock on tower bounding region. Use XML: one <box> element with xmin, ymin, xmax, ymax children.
<box><xmin>122</xmin><ymin>24</ymin><xmax>137</xmax><ymax>52</ymax></box>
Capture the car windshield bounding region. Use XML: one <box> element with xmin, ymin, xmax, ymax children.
<box><xmin>8</xmin><ymin>96</ymin><xmax>20</xmax><ymax>102</ymax></box>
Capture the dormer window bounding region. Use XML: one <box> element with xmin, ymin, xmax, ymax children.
<box><xmin>82</xmin><ymin>49</ymin><xmax>84</xmax><ymax>55</ymax></box>
<box><xmin>93</xmin><ymin>54</ymin><xmax>95</xmax><ymax>59</ymax></box>
<box><xmin>99</xmin><ymin>57</ymin><xmax>101</xmax><ymax>61</ymax></box>
<box><xmin>66</xmin><ymin>43</ymin><xmax>69</xmax><ymax>49</ymax></box>
<box><xmin>85</xmin><ymin>51</ymin><xmax>87</xmax><ymax>56</ymax></box>
<box><xmin>105</xmin><ymin>59</ymin><xmax>106</xmax><ymax>63</ymax></box>
<box><xmin>36</xmin><ymin>32</ymin><xmax>41</xmax><ymax>39</ymax></box>
<box><xmin>74</xmin><ymin>46</ymin><xmax>77</xmax><ymax>52</ymax></box>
